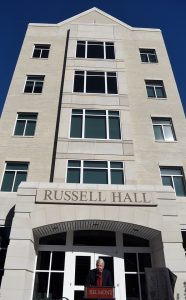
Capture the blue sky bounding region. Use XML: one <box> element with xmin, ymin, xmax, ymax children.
<box><xmin>0</xmin><ymin>0</ymin><xmax>186</xmax><ymax>116</ymax></box>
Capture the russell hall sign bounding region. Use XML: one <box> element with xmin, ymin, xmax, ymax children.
<box><xmin>36</xmin><ymin>189</ymin><xmax>156</xmax><ymax>206</ymax></box>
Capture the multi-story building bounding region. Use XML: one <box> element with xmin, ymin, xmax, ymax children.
<box><xmin>0</xmin><ymin>7</ymin><xmax>186</xmax><ymax>300</ymax></box>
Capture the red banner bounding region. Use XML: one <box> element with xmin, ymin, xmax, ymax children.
<box><xmin>84</xmin><ymin>287</ymin><xmax>115</xmax><ymax>299</ymax></box>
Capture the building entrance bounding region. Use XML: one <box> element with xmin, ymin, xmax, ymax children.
<box><xmin>32</xmin><ymin>230</ymin><xmax>152</xmax><ymax>300</ymax></box>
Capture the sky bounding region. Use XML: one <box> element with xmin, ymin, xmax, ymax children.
<box><xmin>0</xmin><ymin>0</ymin><xmax>186</xmax><ymax>116</ymax></box>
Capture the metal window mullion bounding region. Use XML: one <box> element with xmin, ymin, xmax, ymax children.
<box><xmin>136</xmin><ymin>254</ymin><xmax>142</xmax><ymax>300</ymax></box>
<box><xmin>12</xmin><ymin>170</ymin><xmax>17</xmax><ymax>192</ymax></box>
<box><xmin>84</xmin><ymin>71</ymin><xmax>86</xmax><ymax>93</ymax></box>
<box><xmin>32</xmin><ymin>81</ymin><xmax>36</xmax><ymax>93</ymax></box>
<box><xmin>46</xmin><ymin>251</ymin><xmax>52</xmax><ymax>298</ymax></box>
<box><xmin>105</xmin><ymin>72</ymin><xmax>107</xmax><ymax>93</ymax></box>
<box><xmin>106</xmin><ymin>110</ymin><xmax>109</xmax><ymax>139</ymax></box>
<box><xmin>153</xmin><ymin>86</ymin><xmax>157</xmax><ymax>98</ymax></box>
<box><xmin>161</xmin><ymin>124</ymin><xmax>166</xmax><ymax>140</ymax></box>
<box><xmin>80</xmin><ymin>160</ymin><xmax>83</xmax><ymax>183</ymax></box>
<box><xmin>103</xmin><ymin>42</ymin><xmax>106</xmax><ymax>59</ymax></box>
<box><xmin>23</xmin><ymin>119</ymin><xmax>28</xmax><ymax>136</ymax></box>
<box><xmin>85</xmin><ymin>41</ymin><xmax>88</xmax><ymax>58</ymax></box>
<box><xmin>82</xmin><ymin>110</ymin><xmax>85</xmax><ymax>138</ymax></box>
<box><xmin>108</xmin><ymin>161</ymin><xmax>111</xmax><ymax>184</ymax></box>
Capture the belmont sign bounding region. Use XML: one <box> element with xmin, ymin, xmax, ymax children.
<box><xmin>36</xmin><ymin>189</ymin><xmax>156</xmax><ymax>206</ymax></box>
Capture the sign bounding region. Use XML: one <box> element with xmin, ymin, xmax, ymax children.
<box><xmin>36</xmin><ymin>189</ymin><xmax>156</xmax><ymax>206</ymax></box>
<box><xmin>84</xmin><ymin>286</ymin><xmax>115</xmax><ymax>299</ymax></box>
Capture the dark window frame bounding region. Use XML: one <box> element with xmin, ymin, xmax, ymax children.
<box><xmin>32</xmin><ymin>44</ymin><xmax>50</xmax><ymax>59</ymax></box>
<box><xmin>140</xmin><ymin>48</ymin><xmax>158</xmax><ymax>63</ymax></box>
<box><xmin>24</xmin><ymin>75</ymin><xmax>45</xmax><ymax>94</ymax></box>
<box><xmin>76</xmin><ymin>41</ymin><xmax>115</xmax><ymax>60</ymax></box>
<box><xmin>73</xmin><ymin>71</ymin><xmax>118</xmax><ymax>94</ymax></box>
<box><xmin>13</xmin><ymin>113</ymin><xmax>38</xmax><ymax>137</ymax></box>
<box><xmin>70</xmin><ymin>109</ymin><xmax>121</xmax><ymax>140</ymax></box>
<box><xmin>145</xmin><ymin>80</ymin><xmax>166</xmax><ymax>98</ymax></box>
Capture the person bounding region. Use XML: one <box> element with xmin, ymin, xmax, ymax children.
<box><xmin>85</xmin><ymin>258</ymin><xmax>113</xmax><ymax>287</ymax></box>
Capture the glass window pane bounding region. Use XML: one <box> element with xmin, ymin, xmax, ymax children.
<box><xmin>140</xmin><ymin>274</ymin><xmax>148</xmax><ymax>300</ymax></box>
<box><xmin>106</xmin><ymin>45</ymin><xmax>115</xmax><ymax>59</ymax></box>
<box><xmin>86</xmin><ymin>110</ymin><xmax>106</xmax><ymax>115</ymax></box>
<box><xmin>68</xmin><ymin>160</ymin><xmax>81</xmax><ymax>167</ymax></box>
<box><xmin>156</xmin><ymin>86</ymin><xmax>166</xmax><ymax>98</ymax></box>
<box><xmin>51</xmin><ymin>252</ymin><xmax>65</xmax><ymax>270</ymax></box>
<box><xmin>149</xmin><ymin>54</ymin><xmax>157</xmax><ymax>63</ymax></box>
<box><xmin>13</xmin><ymin>171</ymin><xmax>27</xmax><ymax>192</ymax></box>
<box><xmin>41</xmin><ymin>50</ymin><xmax>49</xmax><ymax>58</ymax></box>
<box><xmin>87</xmin><ymin>44</ymin><xmax>104</xmax><ymax>58</ymax></box>
<box><xmin>147</xmin><ymin>86</ymin><xmax>155</xmax><ymax>97</ymax></box>
<box><xmin>39</xmin><ymin>232</ymin><xmax>66</xmax><ymax>245</ymax></box>
<box><xmin>73</xmin><ymin>230</ymin><xmax>116</xmax><ymax>246</ymax></box>
<box><xmin>85</xmin><ymin>116</ymin><xmax>106</xmax><ymax>138</ymax></box>
<box><xmin>86</xmin><ymin>74</ymin><xmax>105</xmax><ymax>93</ymax></box>
<box><xmin>34</xmin><ymin>82</ymin><xmax>43</xmax><ymax>93</ymax></box>
<box><xmin>110</xmin><ymin>162</ymin><xmax>123</xmax><ymax>168</ymax></box>
<box><xmin>83</xmin><ymin>169</ymin><xmax>108</xmax><ymax>184</ymax></box>
<box><xmin>111</xmin><ymin>170</ymin><xmax>124</xmax><ymax>184</ymax></box>
<box><xmin>109</xmin><ymin>117</ymin><xmax>121</xmax><ymax>139</ymax></box>
<box><xmin>36</xmin><ymin>251</ymin><xmax>50</xmax><ymax>270</ymax></box>
<box><xmin>163</xmin><ymin>126</ymin><xmax>174</xmax><ymax>141</ymax></box>
<box><xmin>141</xmin><ymin>53</ymin><xmax>148</xmax><ymax>62</ymax></box>
<box><xmin>138</xmin><ymin>253</ymin><xmax>151</xmax><ymax>271</ymax></box>
<box><xmin>153</xmin><ymin>125</ymin><xmax>164</xmax><ymax>140</ymax></box>
<box><xmin>67</xmin><ymin>169</ymin><xmax>80</xmax><ymax>183</ymax></box>
<box><xmin>49</xmin><ymin>273</ymin><xmax>63</xmax><ymax>299</ymax></box>
<box><xmin>124</xmin><ymin>253</ymin><xmax>137</xmax><ymax>271</ymax></box>
<box><xmin>25</xmin><ymin>121</ymin><xmax>36</xmax><ymax>136</ymax></box>
<box><xmin>24</xmin><ymin>82</ymin><xmax>33</xmax><ymax>93</ymax></box>
<box><xmin>174</xmin><ymin>177</ymin><xmax>186</xmax><ymax>196</ymax></box>
<box><xmin>125</xmin><ymin>274</ymin><xmax>139</xmax><ymax>298</ymax></box>
<box><xmin>84</xmin><ymin>161</ymin><xmax>107</xmax><ymax>168</ymax></box>
<box><xmin>6</xmin><ymin>163</ymin><xmax>28</xmax><ymax>170</ymax></box>
<box><xmin>74</xmin><ymin>74</ymin><xmax>84</xmax><ymax>92</ymax></box>
<box><xmin>74</xmin><ymin>291</ymin><xmax>85</xmax><ymax>300</ymax></box>
<box><xmin>33</xmin><ymin>49</ymin><xmax>41</xmax><ymax>58</ymax></box>
<box><xmin>14</xmin><ymin>120</ymin><xmax>25</xmax><ymax>136</ymax></box>
<box><xmin>70</xmin><ymin>115</ymin><xmax>82</xmax><ymax>138</ymax></box>
<box><xmin>72</xmin><ymin>109</ymin><xmax>83</xmax><ymax>115</ymax></box>
<box><xmin>75</xmin><ymin>256</ymin><xmax>91</xmax><ymax>285</ymax></box>
<box><xmin>33</xmin><ymin>272</ymin><xmax>48</xmax><ymax>300</ymax></box>
<box><xmin>1</xmin><ymin>171</ymin><xmax>15</xmax><ymax>192</ymax></box>
<box><xmin>76</xmin><ymin>43</ymin><xmax>85</xmax><ymax>58</ymax></box>
<box><xmin>123</xmin><ymin>233</ymin><xmax>149</xmax><ymax>247</ymax></box>
<box><xmin>161</xmin><ymin>168</ymin><xmax>182</xmax><ymax>176</ymax></box>
<box><xmin>162</xmin><ymin>176</ymin><xmax>173</xmax><ymax>187</ymax></box>
<box><xmin>107</xmin><ymin>76</ymin><xmax>118</xmax><ymax>94</ymax></box>
<box><xmin>108</xmin><ymin>111</ymin><xmax>119</xmax><ymax>116</ymax></box>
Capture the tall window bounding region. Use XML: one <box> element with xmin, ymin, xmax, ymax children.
<box><xmin>140</xmin><ymin>49</ymin><xmax>158</xmax><ymax>63</ymax></box>
<box><xmin>181</xmin><ymin>230</ymin><xmax>186</xmax><ymax>258</ymax></box>
<box><xmin>14</xmin><ymin>113</ymin><xmax>37</xmax><ymax>136</ymax></box>
<box><xmin>33</xmin><ymin>251</ymin><xmax>65</xmax><ymax>300</ymax></box>
<box><xmin>24</xmin><ymin>75</ymin><xmax>45</xmax><ymax>93</ymax></box>
<box><xmin>145</xmin><ymin>80</ymin><xmax>166</xmax><ymax>98</ymax></box>
<box><xmin>67</xmin><ymin>160</ymin><xmax>124</xmax><ymax>184</ymax></box>
<box><xmin>160</xmin><ymin>167</ymin><xmax>186</xmax><ymax>196</ymax></box>
<box><xmin>76</xmin><ymin>41</ymin><xmax>115</xmax><ymax>59</ymax></box>
<box><xmin>32</xmin><ymin>44</ymin><xmax>50</xmax><ymax>58</ymax></box>
<box><xmin>70</xmin><ymin>109</ymin><xmax>121</xmax><ymax>139</ymax></box>
<box><xmin>152</xmin><ymin>118</ymin><xmax>176</xmax><ymax>141</ymax></box>
<box><xmin>73</xmin><ymin>71</ymin><xmax>118</xmax><ymax>94</ymax></box>
<box><xmin>0</xmin><ymin>226</ymin><xmax>10</xmax><ymax>287</ymax></box>
<box><xmin>1</xmin><ymin>162</ymin><xmax>29</xmax><ymax>192</ymax></box>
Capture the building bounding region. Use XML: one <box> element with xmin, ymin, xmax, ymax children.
<box><xmin>0</xmin><ymin>7</ymin><xmax>186</xmax><ymax>300</ymax></box>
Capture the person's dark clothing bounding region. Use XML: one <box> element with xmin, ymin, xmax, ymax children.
<box><xmin>85</xmin><ymin>268</ymin><xmax>113</xmax><ymax>286</ymax></box>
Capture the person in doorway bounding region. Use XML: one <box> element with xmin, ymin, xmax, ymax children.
<box><xmin>85</xmin><ymin>258</ymin><xmax>113</xmax><ymax>287</ymax></box>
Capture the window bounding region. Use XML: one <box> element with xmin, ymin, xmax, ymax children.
<box><xmin>24</xmin><ymin>75</ymin><xmax>45</xmax><ymax>93</ymax></box>
<box><xmin>0</xmin><ymin>226</ymin><xmax>10</xmax><ymax>287</ymax></box>
<box><xmin>14</xmin><ymin>113</ymin><xmax>37</xmax><ymax>136</ymax></box>
<box><xmin>32</xmin><ymin>44</ymin><xmax>50</xmax><ymax>58</ymax></box>
<box><xmin>160</xmin><ymin>167</ymin><xmax>186</xmax><ymax>196</ymax></box>
<box><xmin>140</xmin><ymin>49</ymin><xmax>158</xmax><ymax>63</ymax></box>
<box><xmin>145</xmin><ymin>80</ymin><xmax>166</xmax><ymax>98</ymax></box>
<box><xmin>1</xmin><ymin>162</ymin><xmax>29</xmax><ymax>192</ymax></box>
<box><xmin>76</xmin><ymin>41</ymin><xmax>115</xmax><ymax>59</ymax></box>
<box><xmin>181</xmin><ymin>230</ymin><xmax>186</xmax><ymax>257</ymax></box>
<box><xmin>67</xmin><ymin>160</ymin><xmax>124</xmax><ymax>184</ymax></box>
<box><xmin>70</xmin><ymin>109</ymin><xmax>121</xmax><ymax>139</ymax></box>
<box><xmin>33</xmin><ymin>251</ymin><xmax>65</xmax><ymax>300</ymax></box>
<box><xmin>152</xmin><ymin>118</ymin><xmax>176</xmax><ymax>141</ymax></box>
<box><xmin>73</xmin><ymin>71</ymin><xmax>118</xmax><ymax>94</ymax></box>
